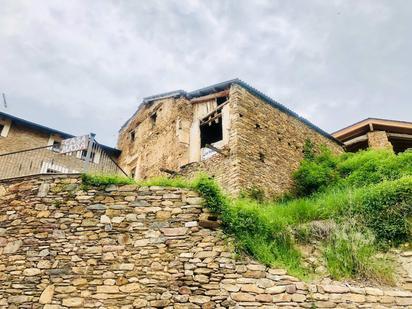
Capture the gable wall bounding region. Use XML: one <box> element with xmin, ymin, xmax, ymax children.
<box><xmin>233</xmin><ymin>84</ymin><xmax>343</xmax><ymax>198</ymax></box>
<box><xmin>117</xmin><ymin>97</ymin><xmax>193</xmax><ymax>179</ymax></box>
<box><xmin>0</xmin><ymin>122</ymin><xmax>52</xmax><ymax>155</ymax></box>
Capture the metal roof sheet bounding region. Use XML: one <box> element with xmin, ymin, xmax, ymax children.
<box><xmin>120</xmin><ymin>78</ymin><xmax>342</xmax><ymax>145</ymax></box>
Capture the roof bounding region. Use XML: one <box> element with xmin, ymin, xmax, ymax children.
<box><xmin>121</xmin><ymin>78</ymin><xmax>342</xmax><ymax>145</ymax></box>
<box><xmin>332</xmin><ymin>118</ymin><xmax>412</xmax><ymax>142</ymax></box>
<box><xmin>0</xmin><ymin>111</ymin><xmax>121</xmax><ymax>156</ymax></box>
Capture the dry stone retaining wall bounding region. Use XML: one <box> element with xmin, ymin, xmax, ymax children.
<box><xmin>1</xmin><ymin>175</ymin><xmax>412</xmax><ymax>308</ymax></box>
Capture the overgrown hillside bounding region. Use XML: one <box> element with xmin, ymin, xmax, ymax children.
<box><xmin>82</xmin><ymin>148</ymin><xmax>412</xmax><ymax>284</ymax></box>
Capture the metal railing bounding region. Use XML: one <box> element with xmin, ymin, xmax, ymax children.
<box><xmin>0</xmin><ymin>137</ymin><xmax>126</xmax><ymax>180</ymax></box>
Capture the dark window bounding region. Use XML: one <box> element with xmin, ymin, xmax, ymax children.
<box><xmin>130</xmin><ymin>131</ymin><xmax>135</xmax><ymax>141</ymax></box>
<box><xmin>131</xmin><ymin>168</ymin><xmax>136</xmax><ymax>178</ymax></box>
<box><xmin>81</xmin><ymin>150</ymin><xmax>96</xmax><ymax>162</ymax></box>
<box><xmin>0</xmin><ymin>124</ymin><xmax>4</xmax><ymax>135</ymax></box>
<box><xmin>259</xmin><ymin>152</ymin><xmax>265</xmax><ymax>163</ymax></box>
<box><xmin>150</xmin><ymin>112</ymin><xmax>157</xmax><ymax>125</ymax></box>
<box><xmin>200</xmin><ymin>116</ymin><xmax>223</xmax><ymax>148</ymax></box>
<box><xmin>216</xmin><ymin>96</ymin><xmax>228</xmax><ymax>105</ymax></box>
<box><xmin>52</xmin><ymin>141</ymin><xmax>61</xmax><ymax>151</ymax></box>
<box><xmin>46</xmin><ymin>168</ymin><xmax>60</xmax><ymax>174</ymax></box>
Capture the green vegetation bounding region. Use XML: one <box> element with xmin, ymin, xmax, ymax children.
<box><xmin>81</xmin><ymin>173</ymin><xmax>135</xmax><ymax>186</ymax></box>
<box><xmin>82</xmin><ymin>149</ymin><xmax>412</xmax><ymax>283</ymax></box>
<box><xmin>323</xmin><ymin>223</ymin><xmax>393</xmax><ymax>282</ymax></box>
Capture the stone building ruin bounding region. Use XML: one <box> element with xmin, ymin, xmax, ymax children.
<box><xmin>118</xmin><ymin>79</ymin><xmax>343</xmax><ymax>197</ymax></box>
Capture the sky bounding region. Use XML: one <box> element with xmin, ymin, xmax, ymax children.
<box><xmin>0</xmin><ymin>0</ymin><xmax>411</xmax><ymax>147</ymax></box>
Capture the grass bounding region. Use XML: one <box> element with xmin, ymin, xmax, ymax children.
<box><xmin>81</xmin><ymin>149</ymin><xmax>412</xmax><ymax>283</ymax></box>
<box><xmin>323</xmin><ymin>224</ymin><xmax>394</xmax><ymax>283</ymax></box>
<box><xmin>223</xmin><ymin>178</ymin><xmax>410</xmax><ymax>281</ymax></box>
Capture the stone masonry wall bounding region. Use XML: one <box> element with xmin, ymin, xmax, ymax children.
<box><xmin>233</xmin><ymin>85</ymin><xmax>344</xmax><ymax>198</ymax></box>
<box><xmin>1</xmin><ymin>175</ymin><xmax>412</xmax><ymax>308</ymax></box>
<box><xmin>367</xmin><ymin>131</ymin><xmax>393</xmax><ymax>150</ymax></box>
<box><xmin>179</xmin><ymin>153</ymin><xmax>237</xmax><ymax>196</ymax></box>
<box><xmin>0</xmin><ymin>123</ymin><xmax>51</xmax><ymax>155</ymax></box>
<box><xmin>117</xmin><ymin>97</ymin><xmax>194</xmax><ymax>178</ymax></box>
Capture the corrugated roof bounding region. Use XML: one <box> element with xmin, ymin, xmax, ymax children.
<box><xmin>120</xmin><ymin>78</ymin><xmax>342</xmax><ymax>145</ymax></box>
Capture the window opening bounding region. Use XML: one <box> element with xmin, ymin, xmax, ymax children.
<box><xmin>0</xmin><ymin>124</ymin><xmax>4</xmax><ymax>135</ymax></box>
<box><xmin>216</xmin><ymin>96</ymin><xmax>228</xmax><ymax>106</ymax></box>
<box><xmin>200</xmin><ymin>116</ymin><xmax>223</xmax><ymax>148</ymax></box>
<box><xmin>52</xmin><ymin>141</ymin><xmax>61</xmax><ymax>151</ymax></box>
<box><xmin>259</xmin><ymin>152</ymin><xmax>265</xmax><ymax>163</ymax></box>
<box><xmin>81</xmin><ymin>149</ymin><xmax>96</xmax><ymax>162</ymax></box>
<box><xmin>46</xmin><ymin>168</ymin><xmax>60</xmax><ymax>174</ymax></box>
<box><xmin>130</xmin><ymin>131</ymin><xmax>135</xmax><ymax>141</ymax></box>
<box><xmin>150</xmin><ymin>112</ymin><xmax>157</xmax><ymax>125</ymax></box>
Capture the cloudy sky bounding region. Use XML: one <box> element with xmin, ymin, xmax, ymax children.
<box><xmin>0</xmin><ymin>0</ymin><xmax>411</xmax><ymax>146</ymax></box>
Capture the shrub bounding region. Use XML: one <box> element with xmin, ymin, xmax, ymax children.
<box><xmin>222</xmin><ymin>200</ymin><xmax>308</xmax><ymax>277</ymax></box>
<box><xmin>354</xmin><ymin>177</ymin><xmax>412</xmax><ymax>246</ymax></box>
<box><xmin>239</xmin><ymin>186</ymin><xmax>266</xmax><ymax>202</ymax></box>
<box><xmin>336</xmin><ymin>149</ymin><xmax>412</xmax><ymax>187</ymax></box>
<box><xmin>293</xmin><ymin>149</ymin><xmax>412</xmax><ymax>196</ymax></box>
<box><xmin>293</xmin><ymin>149</ymin><xmax>340</xmax><ymax>196</ymax></box>
<box><xmin>193</xmin><ymin>175</ymin><xmax>228</xmax><ymax>213</ymax></box>
<box><xmin>323</xmin><ymin>223</ymin><xmax>394</xmax><ymax>283</ymax></box>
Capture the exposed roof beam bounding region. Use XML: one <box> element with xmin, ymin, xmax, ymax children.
<box><xmin>388</xmin><ymin>132</ymin><xmax>412</xmax><ymax>140</ymax></box>
<box><xmin>343</xmin><ymin>134</ymin><xmax>368</xmax><ymax>146</ymax></box>
<box><xmin>190</xmin><ymin>90</ymin><xmax>229</xmax><ymax>104</ymax></box>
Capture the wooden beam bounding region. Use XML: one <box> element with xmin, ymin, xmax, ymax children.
<box><xmin>205</xmin><ymin>144</ymin><xmax>228</xmax><ymax>157</ymax></box>
<box><xmin>190</xmin><ymin>90</ymin><xmax>229</xmax><ymax>104</ymax></box>
<box><xmin>200</xmin><ymin>112</ymin><xmax>222</xmax><ymax>126</ymax></box>
<box><xmin>199</xmin><ymin>100</ymin><xmax>229</xmax><ymax>125</ymax></box>
<box><xmin>388</xmin><ymin>132</ymin><xmax>412</xmax><ymax>140</ymax></box>
<box><xmin>343</xmin><ymin>134</ymin><xmax>368</xmax><ymax>146</ymax></box>
<box><xmin>160</xmin><ymin>168</ymin><xmax>180</xmax><ymax>176</ymax></box>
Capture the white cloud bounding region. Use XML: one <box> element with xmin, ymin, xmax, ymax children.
<box><xmin>0</xmin><ymin>0</ymin><xmax>410</xmax><ymax>145</ymax></box>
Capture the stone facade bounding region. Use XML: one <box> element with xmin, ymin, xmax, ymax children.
<box><xmin>231</xmin><ymin>85</ymin><xmax>342</xmax><ymax>197</ymax></box>
<box><xmin>119</xmin><ymin>81</ymin><xmax>343</xmax><ymax>197</ymax></box>
<box><xmin>117</xmin><ymin>97</ymin><xmax>193</xmax><ymax>180</ymax></box>
<box><xmin>367</xmin><ymin>131</ymin><xmax>393</xmax><ymax>150</ymax></box>
<box><xmin>1</xmin><ymin>174</ymin><xmax>412</xmax><ymax>308</ymax></box>
<box><xmin>0</xmin><ymin>121</ymin><xmax>62</xmax><ymax>155</ymax></box>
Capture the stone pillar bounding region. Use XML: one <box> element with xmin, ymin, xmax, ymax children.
<box><xmin>367</xmin><ymin>131</ymin><xmax>393</xmax><ymax>150</ymax></box>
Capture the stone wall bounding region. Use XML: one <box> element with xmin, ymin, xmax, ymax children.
<box><xmin>368</xmin><ymin>131</ymin><xmax>393</xmax><ymax>150</ymax></box>
<box><xmin>0</xmin><ymin>123</ymin><xmax>53</xmax><ymax>155</ymax></box>
<box><xmin>1</xmin><ymin>175</ymin><xmax>412</xmax><ymax>308</ymax></box>
<box><xmin>117</xmin><ymin>97</ymin><xmax>194</xmax><ymax>179</ymax></box>
<box><xmin>233</xmin><ymin>85</ymin><xmax>343</xmax><ymax>197</ymax></box>
<box><xmin>179</xmin><ymin>152</ymin><xmax>238</xmax><ymax>196</ymax></box>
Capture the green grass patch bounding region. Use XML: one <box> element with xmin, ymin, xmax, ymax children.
<box><xmin>81</xmin><ymin>173</ymin><xmax>135</xmax><ymax>186</ymax></box>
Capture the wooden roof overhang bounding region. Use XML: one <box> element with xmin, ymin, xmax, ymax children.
<box><xmin>332</xmin><ymin>118</ymin><xmax>412</xmax><ymax>143</ymax></box>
